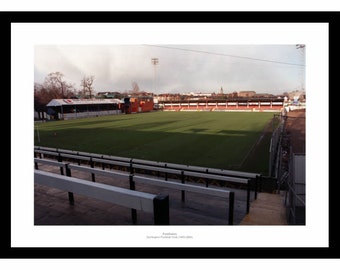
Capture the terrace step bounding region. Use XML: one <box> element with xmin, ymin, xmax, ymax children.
<box><xmin>239</xmin><ymin>191</ymin><xmax>287</xmax><ymax>225</ymax></box>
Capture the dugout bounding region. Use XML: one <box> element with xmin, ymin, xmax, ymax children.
<box><xmin>46</xmin><ymin>98</ymin><xmax>124</xmax><ymax>120</ymax></box>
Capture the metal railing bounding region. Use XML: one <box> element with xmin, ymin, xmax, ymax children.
<box><xmin>35</xmin><ymin>169</ymin><xmax>169</xmax><ymax>225</ymax></box>
<box><xmin>284</xmin><ymin>152</ymin><xmax>306</xmax><ymax>225</ymax></box>
<box><xmin>34</xmin><ymin>158</ymin><xmax>236</xmax><ymax>224</ymax></box>
<box><xmin>34</xmin><ymin>146</ymin><xmax>259</xmax><ymax>212</ymax></box>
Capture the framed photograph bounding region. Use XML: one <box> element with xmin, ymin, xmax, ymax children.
<box><xmin>6</xmin><ymin>11</ymin><xmax>334</xmax><ymax>260</ymax></box>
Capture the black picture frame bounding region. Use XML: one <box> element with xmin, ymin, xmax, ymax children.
<box><xmin>4</xmin><ymin>11</ymin><xmax>336</xmax><ymax>259</ymax></box>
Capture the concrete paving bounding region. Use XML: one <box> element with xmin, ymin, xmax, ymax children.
<box><xmin>239</xmin><ymin>191</ymin><xmax>288</xmax><ymax>225</ymax></box>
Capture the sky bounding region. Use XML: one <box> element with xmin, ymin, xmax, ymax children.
<box><xmin>34</xmin><ymin>44</ymin><xmax>305</xmax><ymax>95</ymax></box>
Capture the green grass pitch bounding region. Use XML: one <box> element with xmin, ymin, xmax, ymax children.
<box><xmin>34</xmin><ymin>111</ymin><xmax>275</xmax><ymax>175</ymax></box>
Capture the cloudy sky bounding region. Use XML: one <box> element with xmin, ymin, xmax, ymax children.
<box><xmin>34</xmin><ymin>44</ymin><xmax>305</xmax><ymax>95</ymax></box>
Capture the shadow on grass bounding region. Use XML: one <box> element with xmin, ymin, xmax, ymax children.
<box><xmin>35</xmin><ymin>126</ymin><xmax>270</xmax><ymax>174</ymax></box>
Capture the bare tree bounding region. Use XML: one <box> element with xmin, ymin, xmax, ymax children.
<box><xmin>34</xmin><ymin>72</ymin><xmax>76</xmax><ymax>119</ymax></box>
<box><xmin>44</xmin><ymin>71</ymin><xmax>74</xmax><ymax>98</ymax></box>
<box><xmin>80</xmin><ymin>75</ymin><xmax>95</xmax><ymax>98</ymax></box>
<box><xmin>39</xmin><ymin>72</ymin><xmax>76</xmax><ymax>100</ymax></box>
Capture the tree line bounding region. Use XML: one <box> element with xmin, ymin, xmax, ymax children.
<box><xmin>34</xmin><ymin>71</ymin><xmax>95</xmax><ymax>114</ymax></box>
